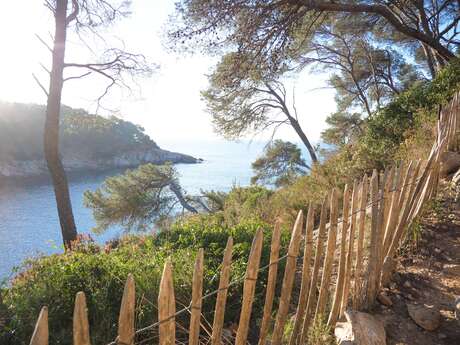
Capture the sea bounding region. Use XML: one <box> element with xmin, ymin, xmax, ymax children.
<box><xmin>0</xmin><ymin>140</ymin><xmax>281</xmax><ymax>280</ymax></box>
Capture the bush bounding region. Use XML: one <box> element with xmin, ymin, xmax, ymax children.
<box><xmin>221</xmin><ymin>186</ymin><xmax>275</xmax><ymax>226</ymax></box>
<box><xmin>0</xmin><ymin>219</ymin><xmax>289</xmax><ymax>345</ymax></box>
<box><xmin>356</xmin><ymin>58</ymin><xmax>460</xmax><ymax>171</ymax></box>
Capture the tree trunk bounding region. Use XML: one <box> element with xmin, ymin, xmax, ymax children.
<box><xmin>265</xmin><ymin>83</ymin><xmax>319</xmax><ymax>165</ymax></box>
<box><xmin>170</xmin><ymin>182</ymin><xmax>199</xmax><ymax>213</ymax></box>
<box><xmin>287</xmin><ymin>115</ymin><xmax>319</xmax><ymax>164</ymax></box>
<box><xmin>45</xmin><ymin>0</ymin><xmax>78</xmax><ymax>248</ymax></box>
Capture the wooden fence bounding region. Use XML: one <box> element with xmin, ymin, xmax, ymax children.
<box><xmin>29</xmin><ymin>92</ymin><xmax>459</xmax><ymax>345</ymax></box>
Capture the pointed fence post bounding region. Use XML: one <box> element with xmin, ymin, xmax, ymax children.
<box><xmin>30</xmin><ymin>306</ymin><xmax>48</xmax><ymax>345</ymax></box>
<box><xmin>271</xmin><ymin>211</ymin><xmax>303</xmax><ymax>345</ymax></box>
<box><xmin>189</xmin><ymin>249</ymin><xmax>204</xmax><ymax>345</ymax></box>
<box><xmin>288</xmin><ymin>206</ymin><xmax>314</xmax><ymax>345</ymax></box>
<box><xmin>258</xmin><ymin>221</ymin><xmax>282</xmax><ymax>345</ymax></box>
<box><xmin>314</xmin><ymin>189</ymin><xmax>338</xmax><ymax>320</ymax></box>
<box><xmin>353</xmin><ymin>174</ymin><xmax>368</xmax><ymax>309</ymax></box>
<box><xmin>341</xmin><ymin>179</ymin><xmax>359</xmax><ymax>316</ymax></box>
<box><xmin>382</xmin><ymin>163</ymin><xmax>404</xmax><ymax>261</ymax></box>
<box><xmin>387</xmin><ymin>161</ymin><xmax>420</xmax><ymax>260</ymax></box>
<box><xmin>380</xmin><ymin>163</ymin><xmax>405</xmax><ymax>288</ymax></box>
<box><xmin>211</xmin><ymin>237</ymin><xmax>233</xmax><ymax>345</ymax></box>
<box><xmin>118</xmin><ymin>274</ymin><xmax>135</xmax><ymax>345</ymax></box>
<box><xmin>328</xmin><ymin>184</ymin><xmax>351</xmax><ymax>327</ymax></box>
<box><xmin>382</xmin><ymin>167</ymin><xmax>395</xmax><ymax>233</ymax></box>
<box><xmin>299</xmin><ymin>195</ymin><xmax>329</xmax><ymax>345</ymax></box>
<box><xmin>159</xmin><ymin>261</ymin><xmax>175</xmax><ymax>345</ymax></box>
<box><xmin>374</xmin><ymin>169</ymin><xmax>390</xmax><ymax>294</ymax></box>
<box><xmin>235</xmin><ymin>228</ymin><xmax>264</xmax><ymax>345</ymax></box>
<box><xmin>73</xmin><ymin>292</ymin><xmax>91</xmax><ymax>345</ymax></box>
<box><xmin>365</xmin><ymin>170</ymin><xmax>380</xmax><ymax>309</ymax></box>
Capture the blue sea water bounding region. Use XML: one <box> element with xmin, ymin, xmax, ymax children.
<box><xmin>0</xmin><ymin>140</ymin><xmax>271</xmax><ymax>280</ymax></box>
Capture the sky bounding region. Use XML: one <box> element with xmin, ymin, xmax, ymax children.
<box><xmin>0</xmin><ymin>0</ymin><xmax>336</xmax><ymax>146</ymax></box>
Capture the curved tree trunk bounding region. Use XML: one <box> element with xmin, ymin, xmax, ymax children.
<box><xmin>45</xmin><ymin>0</ymin><xmax>78</xmax><ymax>248</ymax></box>
<box><xmin>264</xmin><ymin>83</ymin><xmax>319</xmax><ymax>165</ymax></box>
<box><xmin>170</xmin><ymin>182</ymin><xmax>199</xmax><ymax>213</ymax></box>
<box><xmin>286</xmin><ymin>115</ymin><xmax>319</xmax><ymax>164</ymax></box>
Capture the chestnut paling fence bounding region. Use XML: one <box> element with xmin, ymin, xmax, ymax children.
<box><xmin>29</xmin><ymin>92</ymin><xmax>460</xmax><ymax>345</ymax></box>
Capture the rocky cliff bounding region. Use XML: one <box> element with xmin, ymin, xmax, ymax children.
<box><xmin>0</xmin><ymin>102</ymin><xmax>200</xmax><ymax>178</ymax></box>
<box><xmin>0</xmin><ymin>148</ymin><xmax>199</xmax><ymax>178</ymax></box>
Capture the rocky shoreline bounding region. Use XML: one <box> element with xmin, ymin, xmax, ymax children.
<box><xmin>0</xmin><ymin>148</ymin><xmax>200</xmax><ymax>178</ymax></box>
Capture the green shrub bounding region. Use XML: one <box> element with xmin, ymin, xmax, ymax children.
<box><xmin>0</xmin><ymin>219</ymin><xmax>289</xmax><ymax>345</ymax></box>
<box><xmin>356</xmin><ymin>57</ymin><xmax>460</xmax><ymax>171</ymax></box>
<box><xmin>222</xmin><ymin>186</ymin><xmax>275</xmax><ymax>226</ymax></box>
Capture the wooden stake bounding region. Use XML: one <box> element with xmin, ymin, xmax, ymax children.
<box><xmin>365</xmin><ymin>170</ymin><xmax>380</xmax><ymax>309</ymax></box>
<box><xmin>341</xmin><ymin>179</ymin><xmax>359</xmax><ymax>316</ymax></box>
<box><xmin>258</xmin><ymin>221</ymin><xmax>282</xmax><ymax>345</ymax></box>
<box><xmin>387</xmin><ymin>161</ymin><xmax>420</xmax><ymax>259</ymax></box>
<box><xmin>189</xmin><ymin>249</ymin><xmax>204</xmax><ymax>345</ymax></box>
<box><xmin>118</xmin><ymin>274</ymin><xmax>135</xmax><ymax>345</ymax></box>
<box><xmin>211</xmin><ymin>237</ymin><xmax>233</xmax><ymax>345</ymax></box>
<box><xmin>299</xmin><ymin>195</ymin><xmax>328</xmax><ymax>345</ymax></box>
<box><xmin>73</xmin><ymin>292</ymin><xmax>91</xmax><ymax>345</ymax></box>
<box><xmin>30</xmin><ymin>306</ymin><xmax>48</xmax><ymax>345</ymax></box>
<box><xmin>314</xmin><ymin>189</ymin><xmax>338</xmax><ymax>320</ymax></box>
<box><xmin>288</xmin><ymin>207</ymin><xmax>314</xmax><ymax>345</ymax></box>
<box><xmin>159</xmin><ymin>261</ymin><xmax>175</xmax><ymax>345</ymax></box>
<box><xmin>353</xmin><ymin>174</ymin><xmax>368</xmax><ymax>309</ymax></box>
<box><xmin>328</xmin><ymin>184</ymin><xmax>351</xmax><ymax>327</ymax></box>
<box><xmin>235</xmin><ymin>228</ymin><xmax>264</xmax><ymax>345</ymax></box>
<box><xmin>382</xmin><ymin>163</ymin><xmax>404</xmax><ymax>260</ymax></box>
<box><xmin>270</xmin><ymin>211</ymin><xmax>304</xmax><ymax>345</ymax></box>
<box><xmin>374</xmin><ymin>169</ymin><xmax>389</xmax><ymax>292</ymax></box>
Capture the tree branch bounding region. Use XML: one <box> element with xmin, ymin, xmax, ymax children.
<box><xmin>32</xmin><ymin>73</ymin><xmax>48</xmax><ymax>96</ymax></box>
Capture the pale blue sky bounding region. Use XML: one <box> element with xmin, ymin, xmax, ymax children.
<box><xmin>0</xmin><ymin>0</ymin><xmax>336</xmax><ymax>144</ymax></box>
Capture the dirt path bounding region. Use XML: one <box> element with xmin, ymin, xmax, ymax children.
<box><xmin>373</xmin><ymin>184</ymin><xmax>460</xmax><ymax>345</ymax></box>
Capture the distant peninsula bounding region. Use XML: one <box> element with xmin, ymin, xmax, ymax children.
<box><xmin>0</xmin><ymin>102</ymin><xmax>199</xmax><ymax>178</ymax></box>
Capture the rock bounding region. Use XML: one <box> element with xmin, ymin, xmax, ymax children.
<box><xmin>0</xmin><ymin>147</ymin><xmax>199</xmax><ymax>178</ymax></box>
<box><xmin>335</xmin><ymin>311</ymin><xmax>386</xmax><ymax>345</ymax></box>
<box><xmin>407</xmin><ymin>303</ymin><xmax>441</xmax><ymax>331</ymax></box>
<box><xmin>440</xmin><ymin>151</ymin><xmax>460</xmax><ymax>177</ymax></box>
<box><xmin>377</xmin><ymin>293</ymin><xmax>393</xmax><ymax>307</ymax></box>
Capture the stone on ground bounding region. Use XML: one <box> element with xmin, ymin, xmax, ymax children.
<box><xmin>335</xmin><ymin>311</ymin><xmax>386</xmax><ymax>345</ymax></box>
<box><xmin>407</xmin><ymin>303</ymin><xmax>441</xmax><ymax>331</ymax></box>
<box><xmin>377</xmin><ymin>292</ymin><xmax>393</xmax><ymax>307</ymax></box>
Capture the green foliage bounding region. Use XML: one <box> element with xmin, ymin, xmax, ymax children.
<box><xmin>199</xmin><ymin>189</ymin><xmax>228</xmax><ymax>212</ymax></box>
<box><xmin>321</xmin><ymin>112</ymin><xmax>363</xmax><ymax>146</ymax></box>
<box><xmin>84</xmin><ymin>164</ymin><xmax>210</xmax><ymax>233</ymax></box>
<box><xmin>84</xmin><ymin>164</ymin><xmax>181</xmax><ymax>233</ymax></box>
<box><xmin>251</xmin><ymin>140</ymin><xmax>309</xmax><ymax>187</ymax></box>
<box><xmin>0</xmin><ymin>102</ymin><xmax>158</xmax><ymax>162</ymax></box>
<box><xmin>306</xmin><ymin>315</ymin><xmax>336</xmax><ymax>345</ymax></box>
<box><xmin>222</xmin><ymin>186</ymin><xmax>275</xmax><ymax>226</ymax></box>
<box><xmin>344</xmin><ymin>57</ymin><xmax>460</xmax><ymax>175</ymax></box>
<box><xmin>1</xmin><ymin>219</ymin><xmax>288</xmax><ymax>345</ymax></box>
